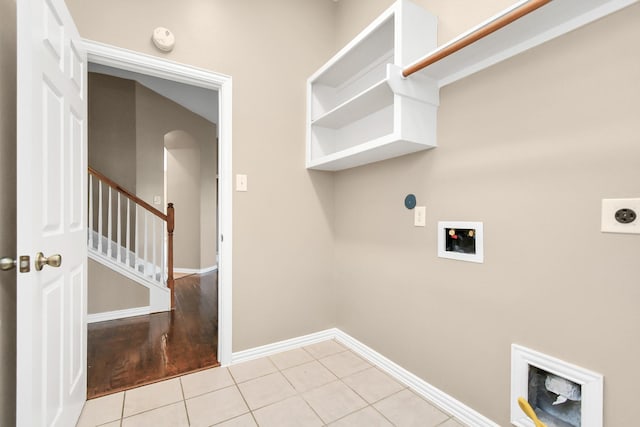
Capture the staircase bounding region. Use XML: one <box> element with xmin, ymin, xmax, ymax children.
<box><xmin>88</xmin><ymin>167</ymin><xmax>175</xmax><ymax>313</ymax></box>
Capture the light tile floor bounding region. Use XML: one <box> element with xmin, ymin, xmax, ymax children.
<box><xmin>77</xmin><ymin>340</ymin><xmax>466</xmax><ymax>427</ymax></box>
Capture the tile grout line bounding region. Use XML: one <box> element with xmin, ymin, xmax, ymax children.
<box><xmin>228</xmin><ymin>357</ymin><xmax>279</xmax><ymax>386</ymax></box>
<box><xmin>315</xmin><ymin>351</ymin><xmax>373</xmax><ymax>382</ymax></box>
<box><xmin>109</xmin><ymin>339</ymin><xmax>463</xmax><ymax>427</ymax></box>
<box><xmin>269</xmin><ymin>347</ymin><xmax>314</xmax><ymax>371</ymax></box>
<box><xmin>120</xmin><ymin>391</ymin><xmax>126</xmax><ymax>426</ymax></box>
<box><xmin>264</xmin><ymin>342</ymin><xmax>399</xmax><ymax>425</ymax></box>
<box><xmin>309</xmin><ymin>349</ymin><xmax>333</xmax><ymax>426</ymax></box>
<box><xmin>117</xmin><ymin>384</ymin><xmax>186</xmax><ymax>422</ymax></box>
<box><xmin>180</xmin><ymin>382</ymin><xmax>237</xmax><ymax>401</ymax></box>
<box><xmin>299</xmin><ymin>344</ymin><xmax>377</xmax><ymax>425</ymax></box>
<box><xmin>331</xmin><ymin>372</ymin><xmax>402</xmax><ymax>426</ymax></box>
<box><xmin>228</xmin><ymin>365</ymin><xmax>260</xmax><ymax>426</ymax></box>
<box><xmin>247</xmin><ymin>346</ymin><xmax>456</xmax><ymax>426</ymax></box>
<box><xmin>327</xmin><ymin>340</ymin><xmax>461</xmax><ymax>424</ymax></box>
<box><xmin>267</xmin><ymin>349</ymin><xmax>328</xmax><ymax>425</ymax></box>
<box><xmin>178</xmin><ymin>377</ymin><xmax>191</xmax><ymax>426</ymax></box>
<box><xmin>210</xmin><ymin>412</ymin><xmax>253</xmax><ymax>426</ymax></box>
<box><xmin>263</xmin><ymin>343</ymin><xmax>345</xmax><ymax>424</ymax></box>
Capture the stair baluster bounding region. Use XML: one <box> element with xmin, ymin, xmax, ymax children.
<box><xmin>87</xmin><ymin>167</ymin><xmax>176</xmax><ymax>310</ymax></box>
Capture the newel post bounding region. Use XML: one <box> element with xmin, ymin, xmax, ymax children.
<box><xmin>167</xmin><ymin>203</ymin><xmax>175</xmax><ymax>310</ymax></box>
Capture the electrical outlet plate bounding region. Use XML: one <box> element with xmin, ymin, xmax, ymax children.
<box><xmin>236</xmin><ymin>174</ymin><xmax>248</xmax><ymax>192</ymax></box>
<box><xmin>414</xmin><ymin>206</ymin><xmax>426</xmax><ymax>227</ymax></box>
<box><xmin>601</xmin><ymin>198</ymin><xmax>640</xmax><ymax>234</ymax></box>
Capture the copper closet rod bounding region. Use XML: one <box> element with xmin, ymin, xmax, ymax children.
<box><xmin>402</xmin><ymin>0</ymin><xmax>553</xmax><ymax>78</ymax></box>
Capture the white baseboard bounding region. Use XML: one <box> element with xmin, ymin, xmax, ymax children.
<box><xmin>174</xmin><ymin>265</ymin><xmax>218</xmax><ymax>275</ymax></box>
<box><xmin>87</xmin><ymin>306</ymin><xmax>150</xmax><ymax>323</ymax></box>
<box><xmin>231</xmin><ymin>328</ymin><xmax>498</xmax><ymax>427</ymax></box>
<box><xmin>231</xmin><ymin>329</ymin><xmax>336</xmax><ymax>365</ymax></box>
<box><xmin>333</xmin><ymin>330</ymin><xmax>499</xmax><ymax>427</ymax></box>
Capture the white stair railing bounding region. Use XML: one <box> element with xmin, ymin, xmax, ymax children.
<box><xmin>88</xmin><ymin>168</ymin><xmax>175</xmax><ymax>308</ymax></box>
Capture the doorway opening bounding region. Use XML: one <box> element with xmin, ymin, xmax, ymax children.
<box><xmin>83</xmin><ymin>41</ymin><xmax>233</xmax><ymax>397</ymax></box>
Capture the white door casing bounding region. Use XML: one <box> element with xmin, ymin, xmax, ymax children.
<box><xmin>83</xmin><ymin>40</ymin><xmax>234</xmax><ymax>365</ymax></box>
<box><xmin>16</xmin><ymin>0</ymin><xmax>88</xmax><ymax>425</ymax></box>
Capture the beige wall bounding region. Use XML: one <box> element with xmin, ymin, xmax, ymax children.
<box><xmin>0</xmin><ymin>0</ymin><xmax>16</xmax><ymax>424</ymax></box>
<box><xmin>166</xmin><ymin>130</ymin><xmax>202</xmax><ymax>269</ymax></box>
<box><xmin>4</xmin><ymin>1</ymin><xmax>638</xmax><ymax>425</ymax></box>
<box><xmin>200</xmin><ymin>135</ymin><xmax>218</xmax><ymax>268</ymax></box>
<box><xmin>136</xmin><ymin>83</ymin><xmax>217</xmax><ymax>270</ymax></box>
<box><xmin>335</xmin><ymin>0</ymin><xmax>515</xmax><ymax>48</ymax></box>
<box><xmin>88</xmin><ymin>73</ymin><xmax>137</xmax><ymax>191</ymax></box>
<box><xmin>88</xmin><ymin>75</ymin><xmax>217</xmax><ymax>306</ymax></box>
<box><xmin>87</xmin><ymin>259</ymin><xmax>149</xmax><ymax>314</ymax></box>
<box><xmin>88</xmin><ymin>73</ymin><xmax>137</xmax><ymax>248</ymax></box>
<box><xmin>135</xmin><ymin>83</ymin><xmax>215</xmax><ymax>210</ymax></box>
<box><xmin>333</xmin><ymin>1</ymin><xmax>640</xmax><ymax>425</ymax></box>
<box><xmin>65</xmin><ymin>0</ymin><xmax>338</xmax><ymax>351</ymax></box>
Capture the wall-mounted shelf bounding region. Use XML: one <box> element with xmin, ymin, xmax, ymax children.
<box><xmin>312</xmin><ymin>79</ymin><xmax>392</xmax><ymax>129</ymax></box>
<box><xmin>306</xmin><ymin>0</ymin><xmax>438</xmax><ymax>171</ymax></box>
<box><xmin>307</xmin><ymin>0</ymin><xmax>637</xmax><ymax>172</ymax></box>
<box><xmin>407</xmin><ymin>0</ymin><xmax>638</xmax><ymax>87</ymax></box>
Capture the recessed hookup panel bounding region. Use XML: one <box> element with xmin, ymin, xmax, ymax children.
<box><xmin>437</xmin><ymin>221</ymin><xmax>483</xmax><ymax>263</ymax></box>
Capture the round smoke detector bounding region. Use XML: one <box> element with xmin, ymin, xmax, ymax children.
<box><xmin>152</xmin><ymin>27</ymin><xmax>175</xmax><ymax>52</ymax></box>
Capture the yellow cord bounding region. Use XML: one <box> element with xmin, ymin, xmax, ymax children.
<box><xmin>517</xmin><ymin>397</ymin><xmax>547</xmax><ymax>427</ymax></box>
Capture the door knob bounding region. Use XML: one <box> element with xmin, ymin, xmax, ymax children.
<box><xmin>35</xmin><ymin>252</ymin><xmax>62</xmax><ymax>271</ymax></box>
<box><xmin>0</xmin><ymin>256</ymin><xmax>30</xmax><ymax>272</ymax></box>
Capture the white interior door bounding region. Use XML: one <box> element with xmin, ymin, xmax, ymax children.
<box><xmin>16</xmin><ymin>0</ymin><xmax>87</xmax><ymax>425</ymax></box>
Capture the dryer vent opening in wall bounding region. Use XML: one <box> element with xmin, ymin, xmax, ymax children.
<box><xmin>511</xmin><ymin>345</ymin><xmax>604</xmax><ymax>427</ymax></box>
<box><xmin>528</xmin><ymin>365</ymin><xmax>581</xmax><ymax>426</ymax></box>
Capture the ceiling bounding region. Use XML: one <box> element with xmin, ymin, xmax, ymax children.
<box><xmin>88</xmin><ymin>63</ymin><xmax>219</xmax><ymax>124</ymax></box>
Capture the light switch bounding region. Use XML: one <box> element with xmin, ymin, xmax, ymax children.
<box><xmin>601</xmin><ymin>198</ymin><xmax>640</xmax><ymax>234</ymax></box>
<box><xmin>414</xmin><ymin>206</ymin><xmax>426</xmax><ymax>227</ymax></box>
<box><xmin>236</xmin><ymin>174</ymin><xmax>248</xmax><ymax>192</ymax></box>
<box><xmin>153</xmin><ymin>195</ymin><xmax>161</xmax><ymax>205</ymax></box>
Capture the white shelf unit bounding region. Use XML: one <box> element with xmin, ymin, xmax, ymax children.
<box><xmin>307</xmin><ymin>0</ymin><xmax>637</xmax><ymax>171</ymax></box>
<box><xmin>411</xmin><ymin>0</ymin><xmax>638</xmax><ymax>87</ymax></box>
<box><xmin>306</xmin><ymin>0</ymin><xmax>439</xmax><ymax>171</ymax></box>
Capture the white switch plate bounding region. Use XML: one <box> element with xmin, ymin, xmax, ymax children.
<box><xmin>601</xmin><ymin>198</ymin><xmax>640</xmax><ymax>234</ymax></box>
<box><xmin>153</xmin><ymin>195</ymin><xmax>161</xmax><ymax>205</ymax></box>
<box><xmin>236</xmin><ymin>174</ymin><xmax>248</xmax><ymax>192</ymax></box>
<box><xmin>414</xmin><ymin>206</ymin><xmax>426</xmax><ymax>227</ymax></box>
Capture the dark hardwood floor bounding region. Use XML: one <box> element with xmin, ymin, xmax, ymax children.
<box><xmin>87</xmin><ymin>271</ymin><xmax>219</xmax><ymax>399</ymax></box>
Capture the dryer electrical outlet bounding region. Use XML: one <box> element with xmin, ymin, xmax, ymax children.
<box><xmin>601</xmin><ymin>198</ymin><xmax>640</xmax><ymax>234</ymax></box>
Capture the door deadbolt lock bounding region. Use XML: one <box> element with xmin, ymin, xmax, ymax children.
<box><xmin>35</xmin><ymin>252</ymin><xmax>62</xmax><ymax>271</ymax></box>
